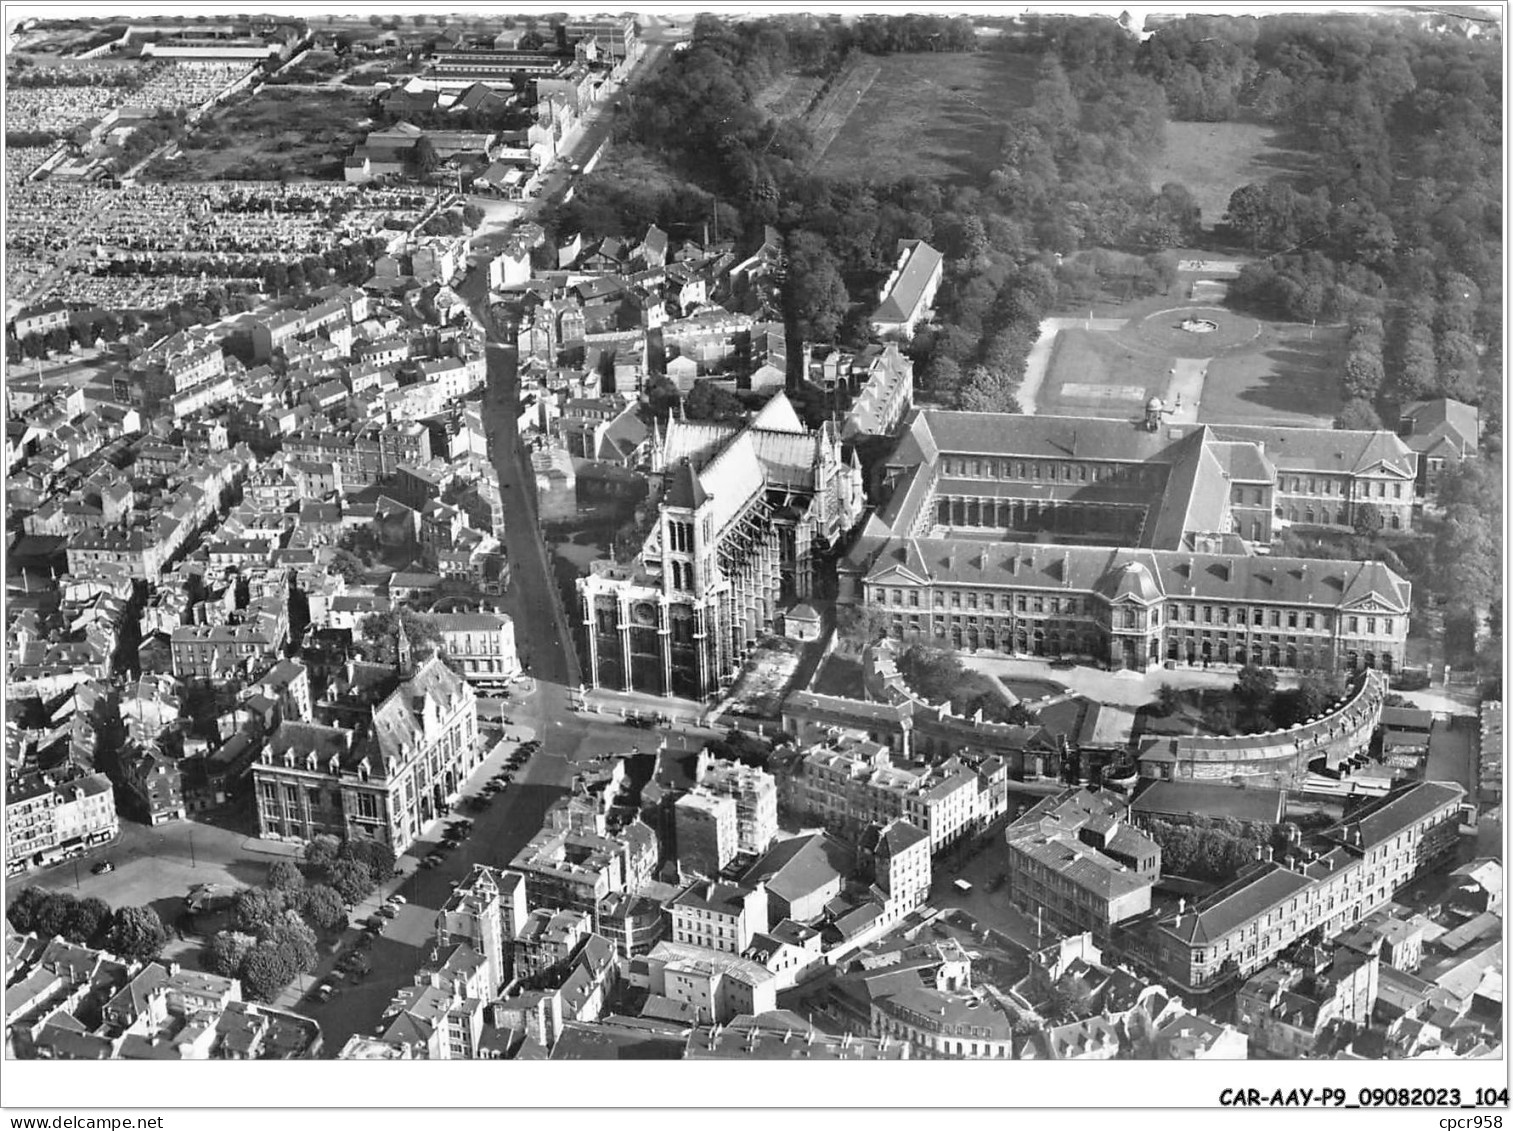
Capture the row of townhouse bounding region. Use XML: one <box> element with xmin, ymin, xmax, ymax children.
<box><xmin>64</xmin><ymin>445</ymin><xmax>253</xmax><ymax>582</ymax></box>
<box><xmin>3</xmin><ymin>772</ymin><xmax>118</xmax><ymax>875</ymax></box>
<box><xmin>1120</xmin><ymin>780</ymin><xmax>1466</xmax><ymax>997</ymax></box>
<box><xmin>6</xmin><ymin>937</ymin><xmax>321</xmax><ymax>1059</ymax></box>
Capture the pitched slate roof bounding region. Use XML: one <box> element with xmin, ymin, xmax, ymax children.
<box><xmin>1401</xmin><ymin>398</ymin><xmax>1479</xmax><ymax>455</ymax></box>
<box><xmin>743</xmin><ymin>833</ymin><xmax>850</xmax><ymax>904</ymax></box>
<box><xmin>889</xmin><ymin>410</ymin><xmax>1183</xmax><ymax>468</ymax></box>
<box><xmin>857</xmin><ymin>538</ymin><xmax>1410</xmax><ymax>612</ymax></box>
<box><xmin>1207</xmin><ymin>423</ymin><xmax>1416</xmax><ymax>477</ymax></box>
<box><xmin>872</xmin><ymin>240</ymin><xmax>943</xmax><ymax>324</ymax></box>
<box><xmin>1161</xmin><ymin>862</ymin><xmax>1314</xmax><ymax>945</ymax></box>
<box><xmin>749</xmin><ymin>391</ymin><xmax>804</xmax><ymax>434</ymax></box>
<box><xmin>1131</xmin><ymin>781</ymin><xmax>1285</xmax><ymax>824</ymax></box>
<box><xmin>1326</xmin><ymin>780</ymin><xmax>1464</xmax><ymax>852</ymax></box>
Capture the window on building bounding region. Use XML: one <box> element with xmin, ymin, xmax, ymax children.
<box><xmin>1349</xmin><ymin>617</ymin><xmax>1359</xmax><ymax>633</ymax></box>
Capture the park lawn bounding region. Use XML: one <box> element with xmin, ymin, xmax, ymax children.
<box><xmin>816</xmin><ymin>49</ymin><xmax>1036</xmax><ymax>183</ymax></box>
<box><xmin>1151</xmin><ymin>119</ymin><xmax>1311</xmax><ymax>228</ymax></box>
<box><xmin>1198</xmin><ymin>322</ymin><xmax>1346</xmax><ymax>427</ymax></box>
<box><xmin>1040</xmin><ymin>327</ymin><xmax>1172</xmax><ymax>418</ymax></box>
<box><xmin>164</xmin><ymin>88</ymin><xmax>375</xmax><ymax>182</ymax></box>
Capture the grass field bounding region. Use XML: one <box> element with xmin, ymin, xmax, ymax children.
<box><xmin>1151</xmin><ymin>119</ymin><xmax>1310</xmax><ymax>228</ymax></box>
<box><xmin>1199</xmin><ymin>322</ymin><xmax>1347</xmax><ymax>427</ymax></box>
<box><xmin>816</xmin><ymin>49</ymin><xmax>1036</xmax><ymax>182</ymax></box>
<box><xmin>1037</xmin><ymin>280</ymin><xmax>1347</xmax><ymax>426</ymax></box>
<box><xmin>1040</xmin><ymin>329</ymin><xmax>1171</xmax><ymax>419</ymax></box>
<box><xmin>159</xmin><ymin>88</ymin><xmax>374</xmax><ymax>182</ymax></box>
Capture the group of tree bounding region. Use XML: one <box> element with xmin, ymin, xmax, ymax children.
<box><xmin>1200</xmin><ymin>666</ymin><xmax>1345</xmax><ymax>735</ymax></box>
<box><xmin>897</xmin><ymin>643</ymin><xmax>1036</xmax><ymax>725</ymax></box>
<box><xmin>357</xmin><ymin>607</ymin><xmax>446</xmax><ymax>667</ymax></box>
<box><xmin>704</xmin><ymin>728</ymin><xmax>775</xmax><ymax>768</ymax></box>
<box><xmin>1144</xmin><ymin>815</ymin><xmax>1271</xmax><ymax>884</ymax></box>
<box><xmin>6</xmin><ymin>129</ymin><xmax>63</xmax><ymax>148</ymax></box>
<box><xmin>204</xmin><ymin>837</ymin><xmax>393</xmax><ymax>1001</ymax></box>
<box><xmin>208</xmin><ymin>880</ymin><xmax>322</xmax><ymax>1002</ymax></box>
<box><xmin>7</xmin><ymin>890</ymin><xmax>167</xmax><ymax>962</ymax></box>
<box><xmin>1206</xmin><ymin>17</ymin><xmax>1499</xmax><ymax>422</ymax></box>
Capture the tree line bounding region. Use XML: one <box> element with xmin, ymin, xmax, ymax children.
<box><xmin>8</xmin><ymin>888</ymin><xmax>169</xmax><ymax>963</ymax></box>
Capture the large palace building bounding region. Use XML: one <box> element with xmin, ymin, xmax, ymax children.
<box><xmin>578</xmin><ymin>394</ymin><xmax>864</xmax><ymax>699</ymax></box>
<box><xmin>840</xmin><ymin>409</ymin><xmax>1417</xmax><ymax>675</ymax></box>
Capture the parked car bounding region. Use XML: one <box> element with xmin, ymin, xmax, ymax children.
<box><xmin>376</xmin><ymin>904</ymin><xmax>397</xmax><ymax>920</ymax></box>
<box><xmin>364</xmin><ymin>915</ymin><xmax>386</xmax><ymax>932</ymax></box>
<box><xmin>386</xmin><ymin>894</ymin><xmax>406</xmax><ymax>906</ymax></box>
<box><xmin>91</xmin><ymin>860</ymin><xmax>114</xmax><ymax>875</ymax></box>
<box><xmin>420</xmin><ymin>856</ymin><xmax>440</xmax><ymax>870</ymax></box>
<box><xmin>310</xmin><ymin>982</ymin><xmax>334</xmax><ymax>1003</ymax></box>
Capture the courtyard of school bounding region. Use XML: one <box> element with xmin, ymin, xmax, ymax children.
<box><xmin>1022</xmin><ymin>256</ymin><xmax>1347</xmax><ymax>430</ymax></box>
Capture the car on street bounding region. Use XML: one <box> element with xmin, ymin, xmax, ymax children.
<box><xmin>420</xmin><ymin>856</ymin><xmax>440</xmax><ymax>869</ymax></box>
<box><xmin>376</xmin><ymin>904</ymin><xmax>397</xmax><ymax>920</ymax></box>
<box><xmin>91</xmin><ymin>860</ymin><xmax>114</xmax><ymax>875</ymax></box>
<box><xmin>386</xmin><ymin>894</ymin><xmax>406</xmax><ymax>906</ymax></box>
<box><xmin>309</xmin><ymin>983</ymin><xmax>334</xmax><ymax>1003</ymax></box>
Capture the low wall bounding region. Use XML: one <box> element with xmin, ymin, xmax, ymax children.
<box><xmin>1143</xmin><ymin>670</ymin><xmax>1386</xmax><ymax>782</ymax></box>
